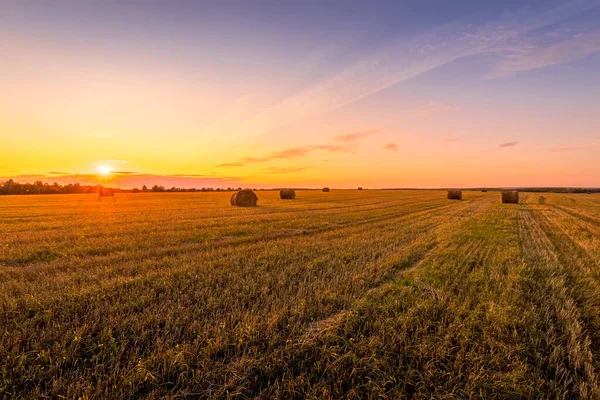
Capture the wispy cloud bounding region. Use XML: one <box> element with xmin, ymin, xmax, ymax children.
<box><xmin>383</xmin><ymin>143</ymin><xmax>399</xmax><ymax>151</ymax></box>
<box><xmin>230</xmin><ymin>1</ymin><xmax>597</xmax><ymax>146</ymax></box>
<box><xmin>549</xmin><ymin>143</ymin><xmax>598</xmax><ymax>152</ymax></box>
<box><xmin>487</xmin><ymin>30</ymin><xmax>600</xmax><ymax>78</ymax></box>
<box><xmin>219</xmin><ymin>130</ymin><xmax>378</xmax><ymax>168</ymax></box>
<box><xmin>260</xmin><ymin>166</ymin><xmax>310</xmax><ymax>174</ymax></box>
<box><xmin>499</xmin><ymin>141</ymin><xmax>519</xmax><ymax>148</ymax></box>
<box><xmin>47</xmin><ymin>171</ymin><xmax>137</xmax><ymax>176</ymax></box>
<box><xmin>164</xmin><ymin>173</ymin><xmax>216</xmax><ymax>177</ymax></box>
<box><xmin>218</xmin><ymin>144</ymin><xmax>350</xmax><ymax>167</ymax></box>
<box><xmin>334</xmin><ymin>129</ymin><xmax>379</xmax><ymax>142</ymax></box>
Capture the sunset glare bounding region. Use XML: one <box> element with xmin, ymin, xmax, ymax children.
<box><xmin>98</xmin><ymin>166</ymin><xmax>111</xmax><ymax>176</ymax></box>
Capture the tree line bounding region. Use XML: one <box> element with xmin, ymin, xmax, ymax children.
<box><xmin>138</xmin><ymin>185</ymin><xmax>247</xmax><ymax>193</ymax></box>
<box><xmin>2</xmin><ymin>179</ymin><xmax>598</xmax><ymax>196</ymax></box>
<box><xmin>0</xmin><ymin>180</ymin><xmax>250</xmax><ymax>196</ymax></box>
<box><xmin>0</xmin><ymin>180</ymin><xmax>105</xmax><ymax>195</ymax></box>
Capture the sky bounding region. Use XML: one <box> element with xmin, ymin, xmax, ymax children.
<box><xmin>1</xmin><ymin>0</ymin><xmax>599</xmax><ymax>188</ymax></box>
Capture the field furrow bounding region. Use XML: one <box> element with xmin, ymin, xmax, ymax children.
<box><xmin>0</xmin><ymin>195</ymin><xmax>474</xmax><ymax>310</ymax></box>
<box><xmin>0</xmin><ymin>192</ymin><xmax>489</xmax><ymax>398</ymax></box>
<box><xmin>517</xmin><ymin>206</ymin><xmax>600</xmax><ymax>398</ymax></box>
<box><xmin>227</xmin><ymin>202</ymin><xmax>535</xmax><ymax>399</ymax></box>
<box><xmin>2</xmin><ymin>191</ymin><xmax>599</xmax><ymax>399</ymax></box>
<box><xmin>527</xmin><ymin>205</ymin><xmax>600</xmax><ymax>374</ymax></box>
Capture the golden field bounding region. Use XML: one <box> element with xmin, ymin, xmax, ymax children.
<box><xmin>1</xmin><ymin>190</ymin><xmax>600</xmax><ymax>398</ymax></box>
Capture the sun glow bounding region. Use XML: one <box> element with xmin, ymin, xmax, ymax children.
<box><xmin>98</xmin><ymin>166</ymin><xmax>111</xmax><ymax>176</ymax></box>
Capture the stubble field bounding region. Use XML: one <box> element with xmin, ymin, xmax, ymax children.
<box><xmin>1</xmin><ymin>190</ymin><xmax>600</xmax><ymax>399</ymax></box>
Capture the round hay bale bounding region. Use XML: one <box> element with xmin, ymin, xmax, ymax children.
<box><xmin>99</xmin><ymin>187</ymin><xmax>114</xmax><ymax>197</ymax></box>
<box><xmin>231</xmin><ymin>189</ymin><xmax>258</xmax><ymax>207</ymax></box>
<box><xmin>358</xmin><ymin>187</ymin><xmax>363</xmax><ymax>191</ymax></box>
<box><xmin>280</xmin><ymin>188</ymin><xmax>296</xmax><ymax>199</ymax></box>
<box><xmin>322</xmin><ymin>187</ymin><xmax>330</xmax><ymax>192</ymax></box>
<box><xmin>447</xmin><ymin>189</ymin><xmax>462</xmax><ymax>200</ymax></box>
<box><xmin>539</xmin><ymin>196</ymin><xmax>546</xmax><ymax>205</ymax></box>
<box><xmin>501</xmin><ymin>190</ymin><xmax>519</xmax><ymax>204</ymax></box>
<box><xmin>482</xmin><ymin>189</ymin><xmax>488</xmax><ymax>192</ymax></box>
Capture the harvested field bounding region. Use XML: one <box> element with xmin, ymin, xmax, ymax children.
<box><xmin>1</xmin><ymin>190</ymin><xmax>600</xmax><ymax>398</ymax></box>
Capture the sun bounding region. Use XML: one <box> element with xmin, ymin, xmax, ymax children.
<box><xmin>98</xmin><ymin>166</ymin><xmax>111</xmax><ymax>176</ymax></box>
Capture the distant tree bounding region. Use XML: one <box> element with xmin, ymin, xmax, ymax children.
<box><xmin>141</xmin><ymin>185</ymin><xmax>148</xmax><ymax>192</ymax></box>
<box><xmin>0</xmin><ymin>180</ymin><xmax>104</xmax><ymax>195</ymax></box>
<box><xmin>132</xmin><ymin>188</ymin><xmax>140</xmax><ymax>193</ymax></box>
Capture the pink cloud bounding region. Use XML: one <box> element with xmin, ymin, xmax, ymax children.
<box><xmin>334</xmin><ymin>129</ymin><xmax>379</xmax><ymax>142</ymax></box>
<box><xmin>218</xmin><ymin>144</ymin><xmax>351</xmax><ymax>167</ymax></box>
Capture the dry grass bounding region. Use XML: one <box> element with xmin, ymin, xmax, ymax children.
<box><xmin>1</xmin><ymin>190</ymin><xmax>600</xmax><ymax>398</ymax></box>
